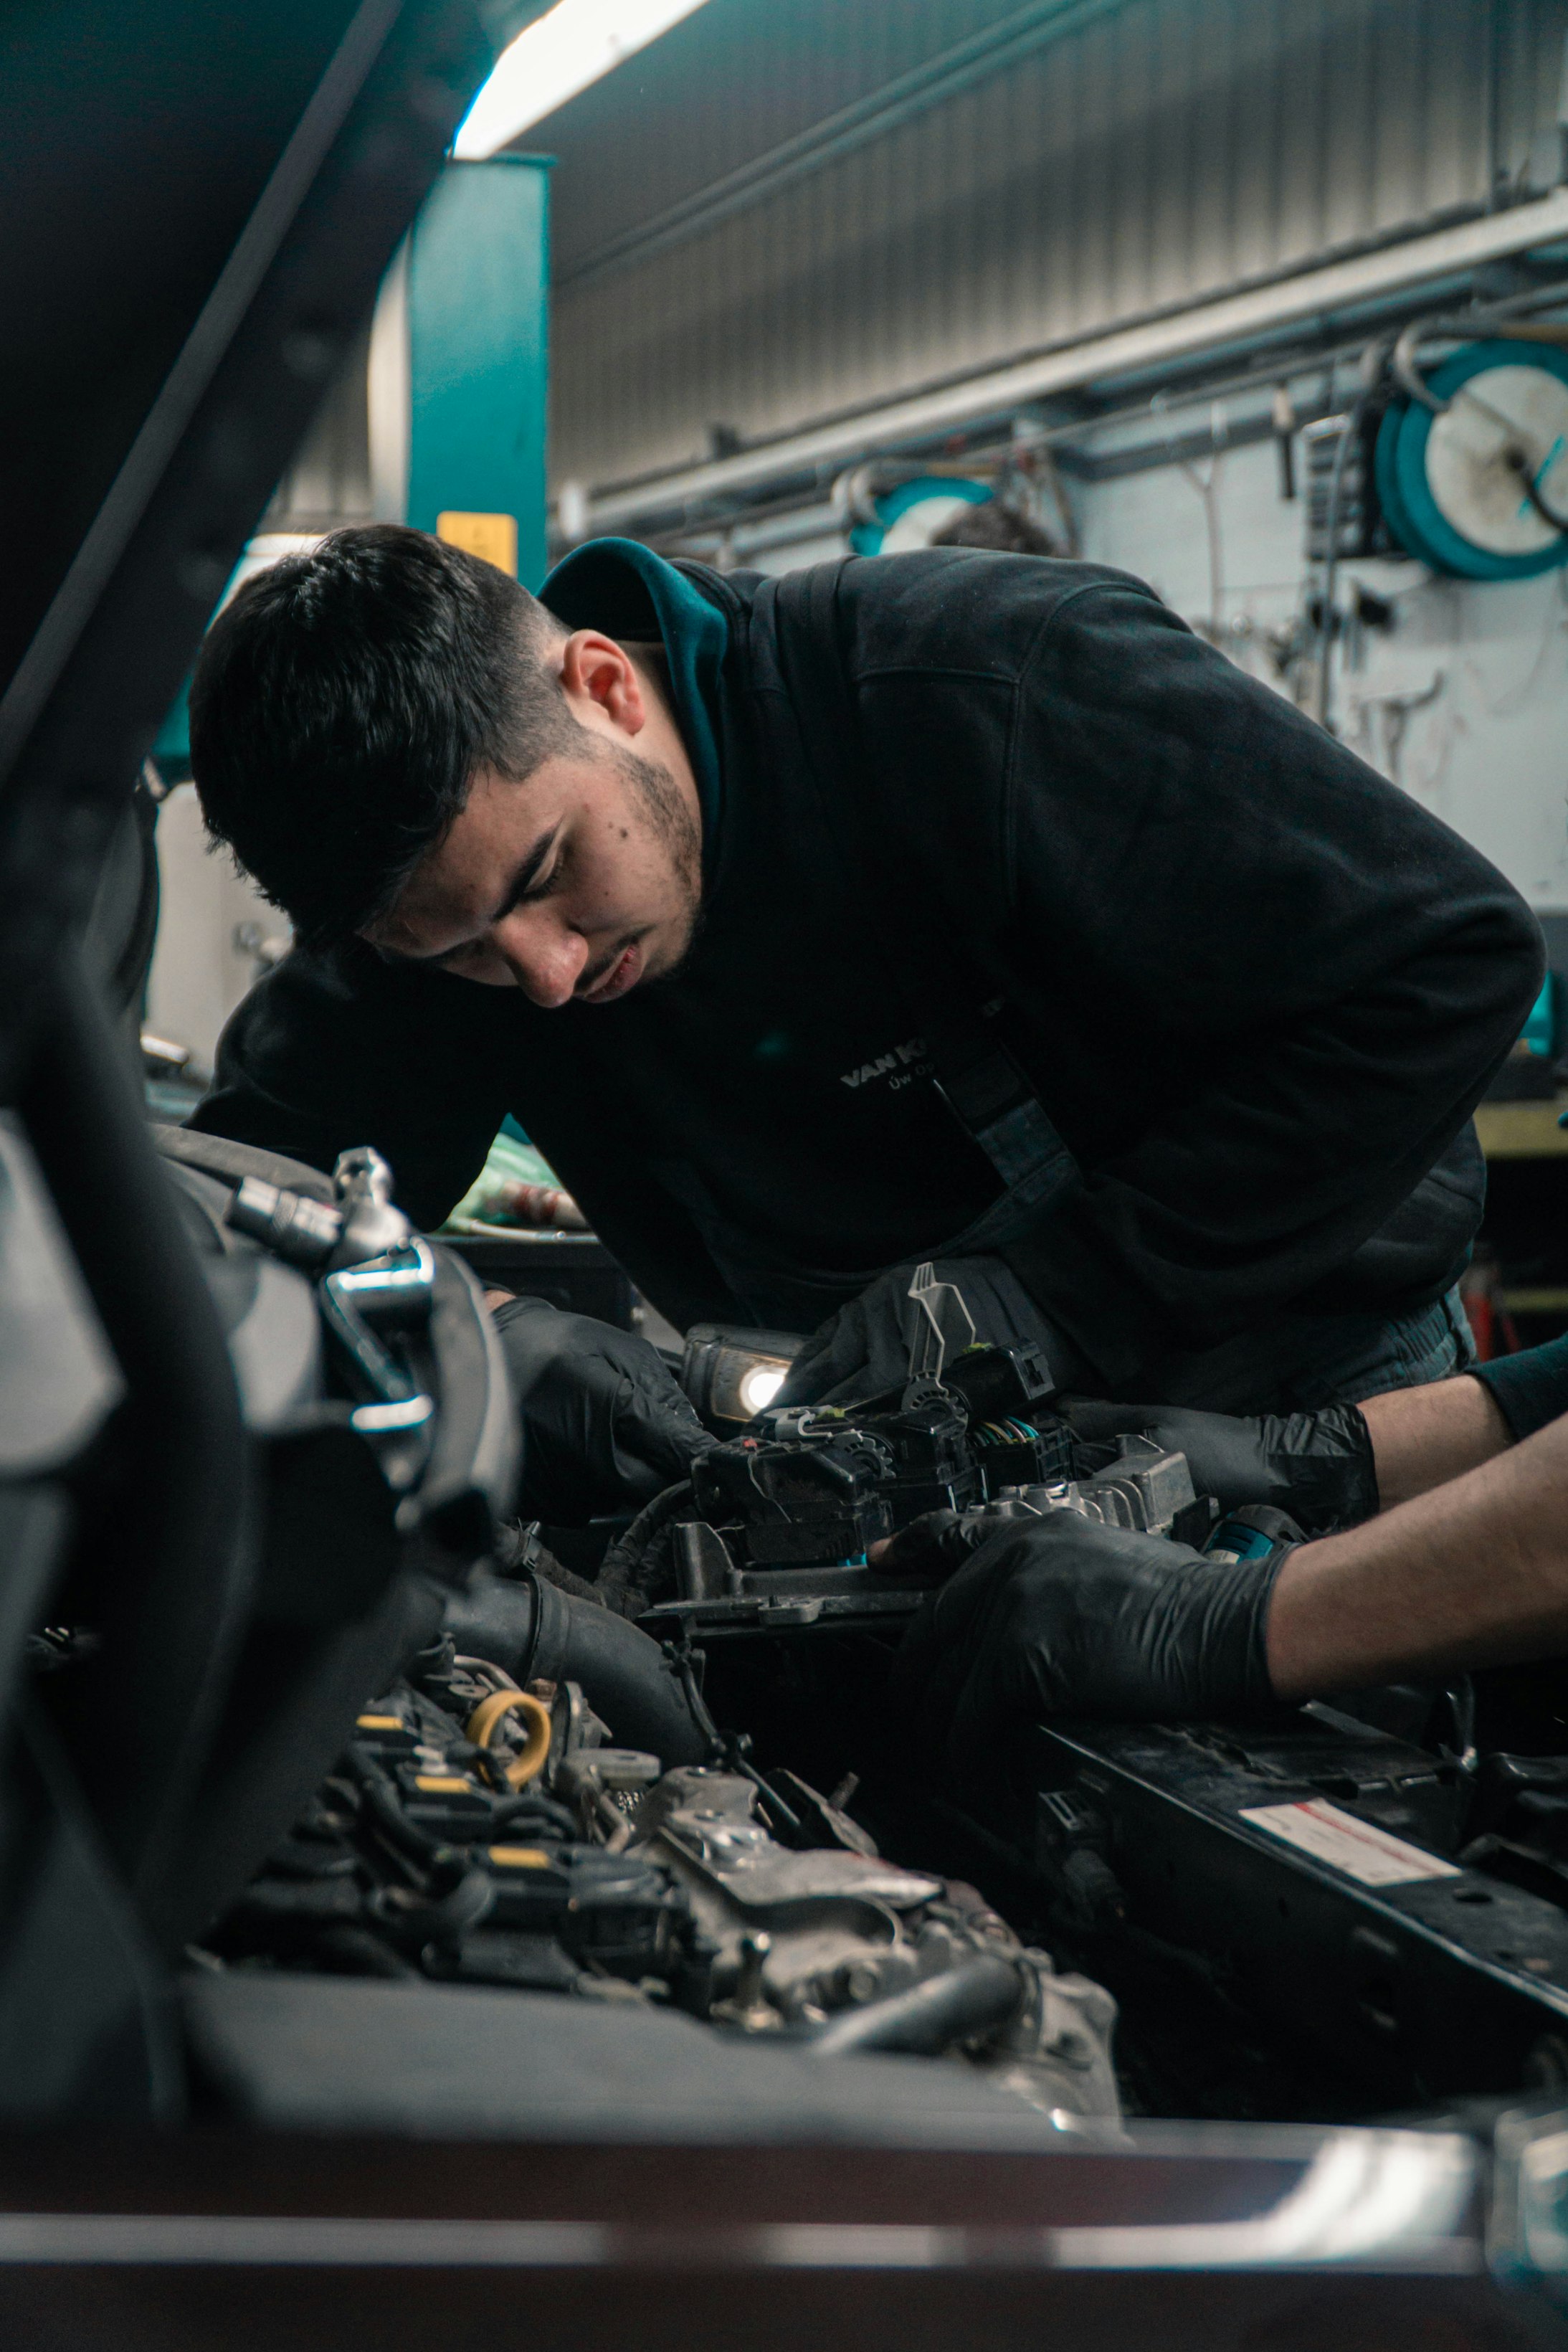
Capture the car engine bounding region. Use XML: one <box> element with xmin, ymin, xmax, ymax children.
<box><xmin>200</xmin><ymin>1632</ymin><xmax>1118</xmax><ymax>2124</ymax></box>
<box><xmin>118</xmin><ymin>1185</ymin><xmax>1568</xmax><ymax>2134</ymax></box>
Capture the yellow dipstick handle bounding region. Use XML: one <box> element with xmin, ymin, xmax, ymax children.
<box><xmin>465</xmin><ymin>1688</ymin><xmax>552</xmax><ymax>1789</ymax></box>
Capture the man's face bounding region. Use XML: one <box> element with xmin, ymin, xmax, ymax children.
<box><xmin>366</xmin><ymin>639</ymin><xmax>703</xmax><ymax>1006</ymax></box>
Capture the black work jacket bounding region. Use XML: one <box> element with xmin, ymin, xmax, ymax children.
<box><xmin>192</xmin><ymin>549</ymin><xmax>1542</xmax><ymax>1393</ymax></box>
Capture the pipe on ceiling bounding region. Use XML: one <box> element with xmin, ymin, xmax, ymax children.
<box><xmin>574</xmin><ymin>186</ymin><xmax>1568</xmax><ymax>538</ymax></box>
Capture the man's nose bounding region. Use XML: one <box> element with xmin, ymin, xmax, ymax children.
<box><xmin>493</xmin><ymin>911</ymin><xmax>588</xmax><ymax>1008</ymax></box>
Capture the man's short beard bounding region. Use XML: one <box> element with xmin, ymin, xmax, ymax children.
<box><xmin>607</xmin><ymin>740</ymin><xmax>705</xmax><ymax>980</ymax></box>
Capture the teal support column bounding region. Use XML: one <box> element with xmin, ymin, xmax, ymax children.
<box><xmin>151</xmin><ymin>157</ymin><xmax>551</xmax><ymax>777</ymax></box>
<box><xmin>404</xmin><ymin>156</ymin><xmax>551</xmax><ymax>589</ymax></box>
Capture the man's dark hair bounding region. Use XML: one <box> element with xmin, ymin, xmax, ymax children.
<box><xmin>930</xmin><ymin>498</ymin><xmax>1062</xmax><ymax>556</ymax></box>
<box><xmin>190</xmin><ymin>523</ymin><xmax>574</xmax><ymax>949</ymax></box>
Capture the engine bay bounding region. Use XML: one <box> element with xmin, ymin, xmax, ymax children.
<box><xmin>177</xmin><ymin>1199</ymin><xmax>1568</xmax><ymax>2135</ymax></box>
<box><xmin>13</xmin><ymin>18</ymin><xmax>1568</xmax><ymax>2333</ymax></box>
<box><xmin>201</xmin><ymin>1634</ymin><xmax>1120</xmax><ymax>2124</ymax></box>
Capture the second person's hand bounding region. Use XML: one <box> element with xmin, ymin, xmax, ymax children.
<box><xmin>490</xmin><ymin>1294</ymin><xmax>713</xmax><ymax>1524</ymax></box>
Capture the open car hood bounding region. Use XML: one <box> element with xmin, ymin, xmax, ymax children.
<box><xmin>1</xmin><ymin>9</ymin><xmax>1568</xmax><ymax>2349</ymax></box>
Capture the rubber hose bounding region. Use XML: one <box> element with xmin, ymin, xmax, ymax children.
<box><xmin>801</xmin><ymin>1955</ymin><xmax>1023</xmax><ymax>2057</ymax></box>
<box><xmin>442</xmin><ymin>1575</ymin><xmax>707</xmax><ymax>1764</ymax></box>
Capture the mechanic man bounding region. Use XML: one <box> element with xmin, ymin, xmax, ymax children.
<box><xmin>186</xmin><ymin>523</ymin><xmax>1539</xmax><ymax>1517</ymax></box>
<box><xmin>879</xmin><ymin>1334</ymin><xmax>1568</xmax><ymax>1760</ymax></box>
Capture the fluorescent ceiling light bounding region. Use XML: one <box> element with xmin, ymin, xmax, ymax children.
<box><xmin>454</xmin><ymin>0</ymin><xmax>714</xmax><ymax>158</ymax></box>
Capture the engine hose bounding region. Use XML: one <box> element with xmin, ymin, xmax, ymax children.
<box><xmin>441</xmin><ymin>1575</ymin><xmax>708</xmax><ymax>1765</ymax></box>
<box><xmin>800</xmin><ymin>1955</ymin><xmax>1023</xmax><ymax>2058</ymax></box>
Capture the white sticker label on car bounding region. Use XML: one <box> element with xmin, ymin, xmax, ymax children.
<box><xmin>1237</xmin><ymin>1798</ymin><xmax>1462</xmax><ymax>1887</ymax></box>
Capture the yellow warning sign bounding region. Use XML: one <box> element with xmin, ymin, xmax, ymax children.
<box><xmin>436</xmin><ymin>511</ymin><xmax>518</xmax><ymax>577</ymax></box>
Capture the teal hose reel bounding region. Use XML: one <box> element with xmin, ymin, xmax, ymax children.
<box><xmin>1375</xmin><ymin>338</ymin><xmax>1568</xmax><ymax>580</ymax></box>
<box><xmin>849</xmin><ymin>475</ymin><xmax>992</xmax><ymax>556</ymax></box>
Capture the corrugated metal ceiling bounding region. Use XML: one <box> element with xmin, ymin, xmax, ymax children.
<box><xmin>538</xmin><ymin>0</ymin><xmax>1063</xmax><ymax>280</ymax></box>
<box><xmin>521</xmin><ymin>0</ymin><xmax>1568</xmax><ymax>498</ymax></box>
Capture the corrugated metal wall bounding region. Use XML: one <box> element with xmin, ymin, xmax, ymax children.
<box><xmin>543</xmin><ymin>0</ymin><xmax>1568</xmax><ymax>494</ymax></box>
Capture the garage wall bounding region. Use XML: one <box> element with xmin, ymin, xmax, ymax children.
<box><xmin>543</xmin><ymin>0</ymin><xmax>1568</xmax><ymax>497</ymax></box>
<box><xmin>146</xmin><ymin>786</ymin><xmax>290</xmax><ymax>1071</ymax></box>
<box><xmin>1078</xmin><ymin>435</ymin><xmax>1568</xmax><ymax>926</ymax></box>
<box><xmin>725</xmin><ymin>417</ymin><xmax>1568</xmax><ymax>937</ymax></box>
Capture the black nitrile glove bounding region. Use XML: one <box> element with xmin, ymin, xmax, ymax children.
<box><xmin>870</xmin><ymin>1497</ymin><xmax>1045</xmax><ymax>1585</ymax></box>
<box><xmin>1060</xmin><ymin>1398</ymin><xmax>1377</xmax><ymax>1533</ymax></box>
<box><xmin>1474</xmin><ymin>1329</ymin><xmax>1568</xmax><ymax>1443</ymax></box>
<box><xmin>490</xmin><ymin>1295</ymin><xmax>713</xmax><ymax>1524</ymax></box>
<box><xmin>779</xmin><ymin>1255</ymin><xmax>1083</xmax><ymax>1407</ymax></box>
<box><xmin>886</xmin><ymin>1505</ymin><xmax>1294</xmax><ymax>1757</ymax></box>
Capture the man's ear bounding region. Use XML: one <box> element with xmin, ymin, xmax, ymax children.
<box><xmin>559</xmin><ymin>631</ymin><xmax>647</xmax><ymax>737</ymax></box>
